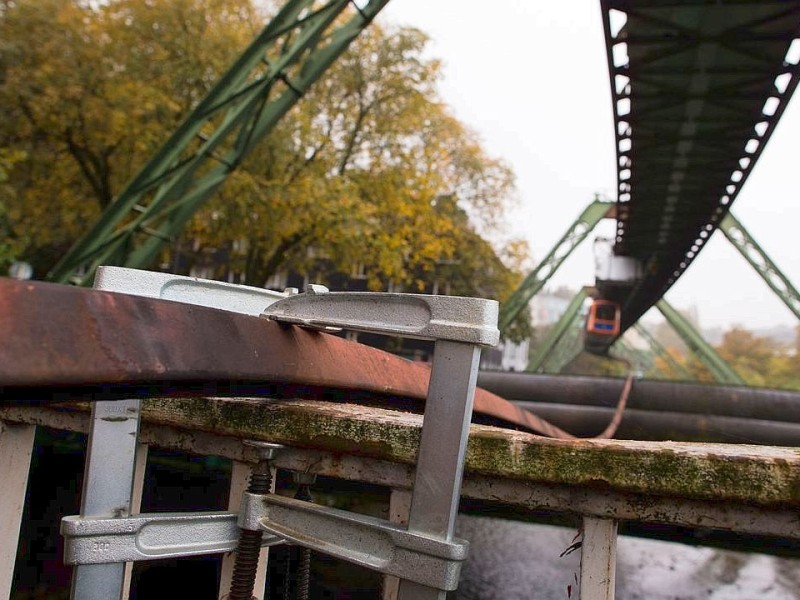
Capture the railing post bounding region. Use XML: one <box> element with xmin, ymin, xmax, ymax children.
<box><xmin>121</xmin><ymin>444</ymin><xmax>148</xmax><ymax>600</ymax></box>
<box><xmin>0</xmin><ymin>421</ymin><xmax>36</xmax><ymax>600</ymax></box>
<box><xmin>580</xmin><ymin>517</ymin><xmax>618</xmax><ymax>600</ymax></box>
<box><xmin>382</xmin><ymin>489</ymin><xmax>412</xmax><ymax>600</ymax></box>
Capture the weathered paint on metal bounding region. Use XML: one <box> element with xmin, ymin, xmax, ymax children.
<box><xmin>579</xmin><ymin>517</ymin><xmax>617</xmax><ymax>600</ymax></box>
<box><xmin>0</xmin><ymin>421</ymin><xmax>36</xmax><ymax>599</ymax></box>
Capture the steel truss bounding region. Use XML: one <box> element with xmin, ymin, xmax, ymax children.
<box><xmin>48</xmin><ymin>0</ymin><xmax>390</xmax><ymax>285</ymax></box>
<box><xmin>656</xmin><ymin>299</ymin><xmax>745</xmax><ymax>386</ymax></box>
<box><xmin>633</xmin><ymin>322</ymin><xmax>693</xmax><ymax>380</ymax></box>
<box><xmin>527</xmin><ymin>288</ymin><xmax>588</xmax><ymax>374</ymax></box>
<box><xmin>499</xmin><ymin>200</ymin><xmax>613</xmax><ymax>331</ymax></box>
<box><xmin>600</xmin><ymin>0</ymin><xmax>800</xmax><ymax>339</ymax></box>
<box><xmin>510</xmin><ymin>196</ymin><xmax>795</xmax><ymax>382</ymax></box>
<box><xmin>720</xmin><ymin>212</ymin><xmax>800</xmax><ymax>322</ymax></box>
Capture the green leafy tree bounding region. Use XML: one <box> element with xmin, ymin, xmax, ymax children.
<box><xmin>716</xmin><ymin>327</ymin><xmax>800</xmax><ymax>390</ymax></box>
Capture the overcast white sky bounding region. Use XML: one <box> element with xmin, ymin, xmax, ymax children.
<box><xmin>379</xmin><ymin>1</ymin><xmax>800</xmax><ymax>332</ymax></box>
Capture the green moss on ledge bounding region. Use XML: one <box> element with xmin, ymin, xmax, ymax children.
<box><xmin>138</xmin><ymin>397</ymin><xmax>800</xmax><ymax>508</ymax></box>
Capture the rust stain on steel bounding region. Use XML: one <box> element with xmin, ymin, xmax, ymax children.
<box><xmin>0</xmin><ymin>279</ymin><xmax>567</xmax><ymax>437</ymax></box>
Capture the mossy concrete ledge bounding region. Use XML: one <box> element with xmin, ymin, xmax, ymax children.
<box><xmin>140</xmin><ymin>397</ymin><xmax>800</xmax><ymax>508</ymax></box>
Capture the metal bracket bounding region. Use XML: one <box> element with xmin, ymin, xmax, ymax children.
<box><xmin>262</xmin><ymin>284</ymin><xmax>499</xmax><ymax>346</ymax></box>
<box><xmin>61</xmin><ymin>511</ymin><xmax>284</xmax><ymax>565</ymax></box>
<box><xmin>240</xmin><ymin>493</ymin><xmax>467</xmax><ymax>591</ymax></box>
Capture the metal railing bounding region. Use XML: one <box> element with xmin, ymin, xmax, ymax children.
<box><xmin>4</xmin><ymin>396</ymin><xmax>800</xmax><ymax>599</ymax></box>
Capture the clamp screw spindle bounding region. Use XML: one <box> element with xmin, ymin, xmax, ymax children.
<box><xmin>228</xmin><ymin>441</ymin><xmax>284</xmax><ymax>600</ymax></box>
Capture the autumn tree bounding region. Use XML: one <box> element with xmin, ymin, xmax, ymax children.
<box><xmin>647</xmin><ymin>324</ymin><xmax>800</xmax><ymax>390</ymax></box>
<box><xmin>183</xmin><ymin>23</ymin><xmax>525</xmax><ymax>304</ymax></box>
<box><xmin>1</xmin><ymin>0</ymin><xmax>530</xmax><ymax>337</ymax></box>
<box><xmin>716</xmin><ymin>327</ymin><xmax>799</xmax><ymax>390</ymax></box>
<box><xmin>0</xmin><ymin>0</ymin><xmax>259</xmax><ymax>273</ymax></box>
<box><xmin>0</xmin><ymin>149</ymin><xmax>26</xmax><ymax>269</ymax></box>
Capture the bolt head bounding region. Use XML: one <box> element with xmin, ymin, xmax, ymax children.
<box><xmin>304</xmin><ymin>283</ymin><xmax>329</xmax><ymax>295</ymax></box>
<box><xmin>243</xmin><ymin>440</ymin><xmax>284</xmax><ymax>460</ymax></box>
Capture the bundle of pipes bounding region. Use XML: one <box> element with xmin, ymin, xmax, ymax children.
<box><xmin>478</xmin><ymin>371</ymin><xmax>800</xmax><ymax>446</ymax></box>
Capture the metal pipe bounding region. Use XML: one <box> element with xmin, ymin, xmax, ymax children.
<box><xmin>478</xmin><ymin>371</ymin><xmax>800</xmax><ymax>424</ymax></box>
<box><xmin>510</xmin><ymin>402</ymin><xmax>800</xmax><ymax>446</ymax></box>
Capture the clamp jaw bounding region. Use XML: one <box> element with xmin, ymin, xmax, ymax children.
<box><xmin>263</xmin><ymin>283</ymin><xmax>499</xmax><ymax>347</ymax></box>
<box><xmin>239</xmin><ymin>493</ymin><xmax>468</xmax><ymax>591</ymax></box>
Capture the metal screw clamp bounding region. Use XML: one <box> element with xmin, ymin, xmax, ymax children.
<box><xmin>260</xmin><ymin>286</ymin><xmax>499</xmax><ymax>599</ymax></box>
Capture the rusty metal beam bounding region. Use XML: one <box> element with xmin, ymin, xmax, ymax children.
<box><xmin>0</xmin><ymin>279</ymin><xmax>568</xmax><ymax>438</ymax></box>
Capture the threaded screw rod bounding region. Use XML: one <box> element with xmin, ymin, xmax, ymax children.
<box><xmin>228</xmin><ymin>441</ymin><xmax>283</xmax><ymax>600</ymax></box>
<box><xmin>287</xmin><ymin>473</ymin><xmax>316</xmax><ymax>600</ymax></box>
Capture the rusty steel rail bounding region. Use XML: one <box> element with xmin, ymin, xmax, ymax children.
<box><xmin>0</xmin><ymin>278</ymin><xmax>569</xmax><ymax>438</ymax></box>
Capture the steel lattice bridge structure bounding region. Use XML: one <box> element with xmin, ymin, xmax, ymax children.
<box><xmin>601</xmin><ymin>0</ymin><xmax>800</xmax><ymax>341</ymax></box>
<box><xmin>45</xmin><ymin>0</ymin><xmax>800</xmax><ymax>361</ymax></box>
<box><xmin>501</xmin><ymin>0</ymin><xmax>800</xmax><ymax>360</ymax></box>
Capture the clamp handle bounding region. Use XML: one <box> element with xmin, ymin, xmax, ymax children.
<box><xmin>242</xmin><ymin>493</ymin><xmax>467</xmax><ymax>591</ymax></box>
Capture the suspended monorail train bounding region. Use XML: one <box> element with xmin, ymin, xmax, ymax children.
<box><xmin>585</xmin><ymin>298</ymin><xmax>621</xmax><ymax>353</ymax></box>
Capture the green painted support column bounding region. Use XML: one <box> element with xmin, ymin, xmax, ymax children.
<box><xmin>499</xmin><ymin>200</ymin><xmax>613</xmax><ymax>331</ymax></box>
<box><xmin>528</xmin><ymin>288</ymin><xmax>589</xmax><ymax>373</ymax></box>
<box><xmin>721</xmin><ymin>212</ymin><xmax>800</xmax><ymax>322</ymax></box>
<box><xmin>656</xmin><ymin>299</ymin><xmax>745</xmax><ymax>386</ymax></box>
<box><xmin>611</xmin><ymin>337</ymin><xmax>650</xmax><ymax>374</ymax></box>
<box><xmin>633</xmin><ymin>322</ymin><xmax>693</xmax><ymax>380</ymax></box>
<box><xmin>48</xmin><ymin>0</ymin><xmax>390</xmax><ymax>285</ymax></box>
<box><xmin>542</xmin><ymin>322</ymin><xmax>584</xmax><ymax>374</ymax></box>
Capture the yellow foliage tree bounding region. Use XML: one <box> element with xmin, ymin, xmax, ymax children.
<box><xmin>1</xmin><ymin>0</ymin><xmax>531</xmax><ymax>337</ymax></box>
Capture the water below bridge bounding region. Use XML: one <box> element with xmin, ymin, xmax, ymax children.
<box><xmin>456</xmin><ymin>515</ymin><xmax>800</xmax><ymax>600</ymax></box>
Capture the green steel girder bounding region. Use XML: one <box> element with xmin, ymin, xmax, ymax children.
<box><xmin>611</xmin><ymin>338</ymin><xmax>650</xmax><ymax>375</ymax></box>
<box><xmin>499</xmin><ymin>200</ymin><xmax>613</xmax><ymax>331</ymax></box>
<box><xmin>633</xmin><ymin>322</ymin><xmax>693</xmax><ymax>380</ymax></box>
<box><xmin>721</xmin><ymin>212</ymin><xmax>800</xmax><ymax>322</ymax></box>
<box><xmin>656</xmin><ymin>299</ymin><xmax>745</xmax><ymax>386</ymax></box>
<box><xmin>543</xmin><ymin>328</ymin><xmax>584</xmax><ymax>374</ymax></box>
<box><xmin>47</xmin><ymin>0</ymin><xmax>390</xmax><ymax>285</ymax></box>
<box><xmin>600</xmin><ymin>0</ymin><xmax>800</xmax><ymax>338</ymax></box>
<box><xmin>528</xmin><ymin>288</ymin><xmax>589</xmax><ymax>373</ymax></box>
